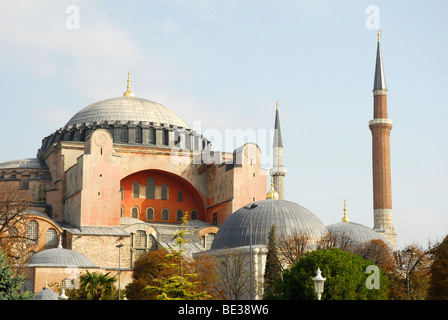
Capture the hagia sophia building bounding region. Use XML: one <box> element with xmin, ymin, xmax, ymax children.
<box><xmin>0</xmin><ymin>32</ymin><xmax>397</xmax><ymax>298</ymax></box>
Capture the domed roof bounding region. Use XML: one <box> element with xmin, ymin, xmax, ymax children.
<box><xmin>32</xmin><ymin>287</ymin><xmax>60</xmax><ymax>300</ymax></box>
<box><xmin>326</xmin><ymin>201</ymin><xmax>389</xmax><ymax>246</ymax></box>
<box><xmin>326</xmin><ymin>221</ymin><xmax>389</xmax><ymax>245</ymax></box>
<box><xmin>26</xmin><ymin>247</ymin><xmax>96</xmax><ymax>268</ymax></box>
<box><xmin>0</xmin><ymin>158</ymin><xmax>48</xmax><ymax>170</ymax></box>
<box><xmin>64</xmin><ymin>96</ymin><xmax>189</xmax><ymax>129</ymax></box>
<box><xmin>211</xmin><ymin>199</ymin><xmax>328</xmax><ymax>250</ymax></box>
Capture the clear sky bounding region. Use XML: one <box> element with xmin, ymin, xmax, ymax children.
<box><xmin>0</xmin><ymin>0</ymin><xmax>446</xmax><ymax>250</ymax></box>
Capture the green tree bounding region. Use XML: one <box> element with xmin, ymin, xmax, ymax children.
<box><xmin>428</xmin><ymin>234</ymin><xmax>448</xmax><ymax>300</ymax></box>
<box><xmin>274</xmin><ymin>248</ymin><xmax>389</xmax><ymax>300</ymax></box>
<box><xmin>263</xmin><ymin>225</ymin><xmax>282</xmax><ymax>299</ymax></box>
<box><xmin>126</xmin><ymin>249</ymin><xmax>176</xmax><ymax>300</ymax></box>
<box><xmin>142</xmin><ymin>212</ymin><xmax>210</xmax><ymax>300</ymax></box>
<box><xmin>69</xmin><ymin>271</ymin><xmax>117</xmax><ymax>300</ymax></box>
<box><xmin>144</xmin><ymin>274</ymin><xmax>210</xmax><ymax>300</ymax></box>
<box><xmin>0</xmin><ymin>248</ymin><xmax>33</xmax><ymax>300</ymax></box>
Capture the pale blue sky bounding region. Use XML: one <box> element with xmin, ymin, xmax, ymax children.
<box><xmin>0</xmin><ymin>0</ymin><xmax>446</xmax><ymax>249</ymax></box>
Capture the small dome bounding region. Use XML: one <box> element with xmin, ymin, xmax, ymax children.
<box><xmin>64</xmin><ymin>97</ymin><xmax>189</xmax><ymax>129</ymax></box>
<box><xmin>32</xmin><ymin>287</ymin><xmax>60</xmax><ymax>300</ymax></box>
<box><xmin>326</xmin><ymin>201</ymin><xmax>390</xmax><ymax>246</ymax></box>
<box><xmin>27</xmin><ymin>248</ymin><xmax>95</xmax><ymax>268</ymax></box>
<box><xmin>211</xmin><ymin>199</ymin><xmax>328</xmax><ymax>250</ymax></box>
<box><xmin>326</xmin><ymin>221</ymin><xmax>389</xmax><ymax>245</ymax></box>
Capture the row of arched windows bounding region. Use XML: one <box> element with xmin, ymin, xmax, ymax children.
<box><xmin>122</xmin><ymin>180</ymin><xmax>185</xmax><ymax>202</ymax></box>
<box><xmin>119</xmin><ymin>126</ymin><xmax>168</xmax><ymax>146</ymax></box>
<box><xmin>121</xmin><ymin>207</ymin><xmax>198</xmax><ymax>221</ymax></box>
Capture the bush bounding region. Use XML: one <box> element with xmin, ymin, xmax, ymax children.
<box><xmin>274</xmin><ymin>248</ymin><xmax>389</xmax><ymax>300</ymax></box>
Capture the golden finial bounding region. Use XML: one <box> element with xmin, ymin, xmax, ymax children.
<box><xmin>266</xmin><ymin>175</ymin><xmax>279</xmax><ymax>200</ymax></box>
<box><xmin>123</xmin><ymin>72</ymin><xmax>134</xmax><ymax>97</ymax></box>
<box><xmin>276</xmin><ymin>100</ymin><xmax>279</xmax><ymax>110</ymax></box>
<box><xmin>377</xmin><ymin>29</ymin><xmax>381</xmax><ymax>42</ymax></box>
<box><xmin>342</xmin><ymin>199</ymin><xmax>349</xmax><ymax>222</ymax></box>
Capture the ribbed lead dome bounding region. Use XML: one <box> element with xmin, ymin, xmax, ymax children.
<box><xmin>211</xmin><ymin>199</ymin><xmax>328</xmax><ymax>250</ymax></box>
<box><xmin>326</xmin><ymin>221</ymin><xmax>389</xmax><ymax>246</ymax></box>
<box><xmin>64</xmin><ymin>97</ymin><xmax>189</xmax><ymax>129</ymax></box>
<box><xmin>26</xmin><ymin>248</ymin><xmax>96</xmax><ymax>268</ymax></box>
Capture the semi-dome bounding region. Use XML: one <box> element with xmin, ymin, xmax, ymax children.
<box><xmin>211</xmin><ymin>199</ymin><xmax>328</xmax><ymax>250</ymax></box>
<box><xmin>64</xmin><ymin>96</ymin><xmax>189</xmax><ymax>129</ymax></box>
<box><xmin>26</xmin><ymin>247</ymin><xmax>96</xmax><ymax>268</ymax></box>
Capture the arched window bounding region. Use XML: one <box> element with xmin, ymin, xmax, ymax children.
<box><xmin>148</xmin><ymin>127</ymin><xmax>155</xmax><ymax>144</ymax></box>
<box><xmin>21</xmin><ymin>279</ymin><xmax>34</xmax><ymax>294</ymax></box>
<box><xmin>131</xmin><ymin>207</ymin><xmax>139</xmax><ymax>219</ymax></box>
<box><xmin>120</xmin><ymin>206</ymin><xmax>124</xmax><ymax>217</ymax></box>
<box><xmin>161</xmin><ymin>183</ymin><xmax>168</xmax><ymax>200</ymax></box>
<box><xmin>148</xmin><ymin>235</ymin><xmax>157</xmax><ymax>251</ymax></box>
<box><xmin>134</xmin><ymin>230</ymin><xmax>147</xmax><ymax>248</ymax></box>
<box><xmin>177</xmin><ymin>190</ymin><xmax>183</xmax><ymax>202</ymax></box>
<box><xmin>185</xmin><ymin>133</ymin><xmax>191</xmax><ymax>149</ymax></box>
<box><xmin>133</xmin><ymin>181</ymin><xmax>139</xmax><ymax>198</ymax></box>
<box><xmin>135</xmin><ymin>126</ymin><xmax>142</xmax><ymax>143</ymax></box>
<box><xmin>146</xmin><ymin>208</ymin><xmax>154</xmax><ymax>220</ymax></box>
<box><xmin>61</xmin><ymin>278</ymin><xmax>73</xmax><ymax>290</ymax></box>
<box><xmin>191</xmin><ymin>209</ymin><xmax>198</xmax><ymax>220</ymax></box>
<box><xmin>121</xmin><ymin>126</ymin><xmax>129</xmax><ymax>142</ymax></box>
<box><xmin>176</xmin><ymin>210</ymin><xmax>183</xmax><ymax>221</ymax></box>
<box><xmin>161</xmin><ymin>209</ymin><xmax>169</xmax><ymax>221</ymax></box>
<box><xmin>146</xmin><ymin>177</ymin><xmax>155</xmax><ymax>199</ymax></box>
<box><xmin>201</xmin><ymin>233</ymin><xmax>216</xmax><ymax>250</ymax></box>
<box><xmin>46</xmin><ymin>228</ymin><xmax>57</xmax><ymax>247</ymax></box>
<box><xmin>120</xmin><ymin>186</ymin><xmax>125</xmax><ymax>199</ymax></box>
<box><xmin>26</xmin><ymin>220</ymin><xmax>38</xmax><ymax>244</ymax></box>
<box><xmin>162</xmin><ymin>128</ymin><xmax>169</xmax><ymax>146</ymax></box>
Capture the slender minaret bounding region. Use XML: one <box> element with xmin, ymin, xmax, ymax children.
<box><xmin>270</xmin><ymin>100</ymin><xmax>286</xmax><ymax>200</ymax></box>
<box><xmin>369</xmin><ymin>30</ymin><xmax>397</xmax><ymax>250</ymax></box>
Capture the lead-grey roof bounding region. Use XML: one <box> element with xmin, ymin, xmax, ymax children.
<box><xmin>0</xmin><ymin>158</ymin><xmax>48</xmax><ymax>170</ymax></box>
<box><xmin>211</xmin><ymin>199</ymin><xmax>327</xmax><ymax>250</ymax></box>
<box><xmin>326</xmin><ymin>221</ymin><xmax>389</xmax><ymax>245</ymax></box>
<box><xmin>26</xmin><ymin>248</ymin><xmax>96</xmax><ymax>268</ymax></box>
<box><xmin>60</xmin><ymin>225</ymin><xmax>131</xmax><ymax>237</ymax></box>
<box><xmin>64</xmin><ymin>97</ymin><xmax>189</xmax><ymax>129</ymax></box>
<box><xmin>373</xmin><ymin>40</ymin><xmax>387</xmax><ymax>90</ymax></box>
<box><xmin>32</xmin><ymin>287</ymin><xmax>60</xmax><ymax>300</ymax></box>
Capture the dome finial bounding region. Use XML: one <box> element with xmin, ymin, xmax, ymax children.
<box><xmin>276</xmin><ymin>100</ymin><xmax>279</xmax><ymax>110</ymax></box>
<box><xmin>377</xmin><ymin>29</ymin><xmax>381</xmax><ymax>42</ymax></box>
<box><xmin>342</xmin><ymin>199</ymin><xmax>349</xmax><ymax>222</ymax></box>
<box><xmin>123</xmin><ymin>72</ymin><xmax>134</xmax><ymax>97</ymax></box>
<box><xmin>266</xmin><ymin>175</ymin><xmax>279</xmax><ymax>200</ymax></box>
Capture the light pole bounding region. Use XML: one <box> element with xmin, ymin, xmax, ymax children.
<box><xmin>116</xmin><ymin>243</ymin><xmax>124</xmax><ymax>300</ymax></box>
<box><xmin>312</xmin><ymin>268</ymin><xmax>326</xmax><ymax>300</ymax></box>
<box><xmin>248</xmin><ymin>202</ymin><xmax>258</xmax><ymax>300</ymax></box>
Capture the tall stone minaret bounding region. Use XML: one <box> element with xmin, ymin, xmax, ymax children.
<box><xmin>270</xmin><ymin>101</ymin><xmax>286</xmax><ymax>200</ymax></box>
<box><xmin>369</xmin><ymin>31</ymin><xmax>397</xmax><ymax>250</ymax></box>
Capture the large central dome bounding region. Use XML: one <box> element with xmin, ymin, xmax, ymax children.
<box><xmin>64</xmin><ymin>96</ymin><xmax>189</xmax><ymax>129</ymax></box>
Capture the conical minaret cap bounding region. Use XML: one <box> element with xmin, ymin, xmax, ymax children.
<box><xmin>373</xmin><ymin>30</ymin><xmax>387</xmax><ymax>91</ymax></box>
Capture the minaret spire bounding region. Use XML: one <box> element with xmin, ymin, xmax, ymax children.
<box><xmin>373</xmin><ymin>29</ymin><xmax>387</xmax><ymax>91</ymax></box>
<box><xmin>270</xmin><ymin>100</ymin><xmax>286</xmax><ymax>200</ymax></box>
<box><xmin>369</xmin><ymin>31</ymin><xmax>397</xmax><ymax>250</ymax></box>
